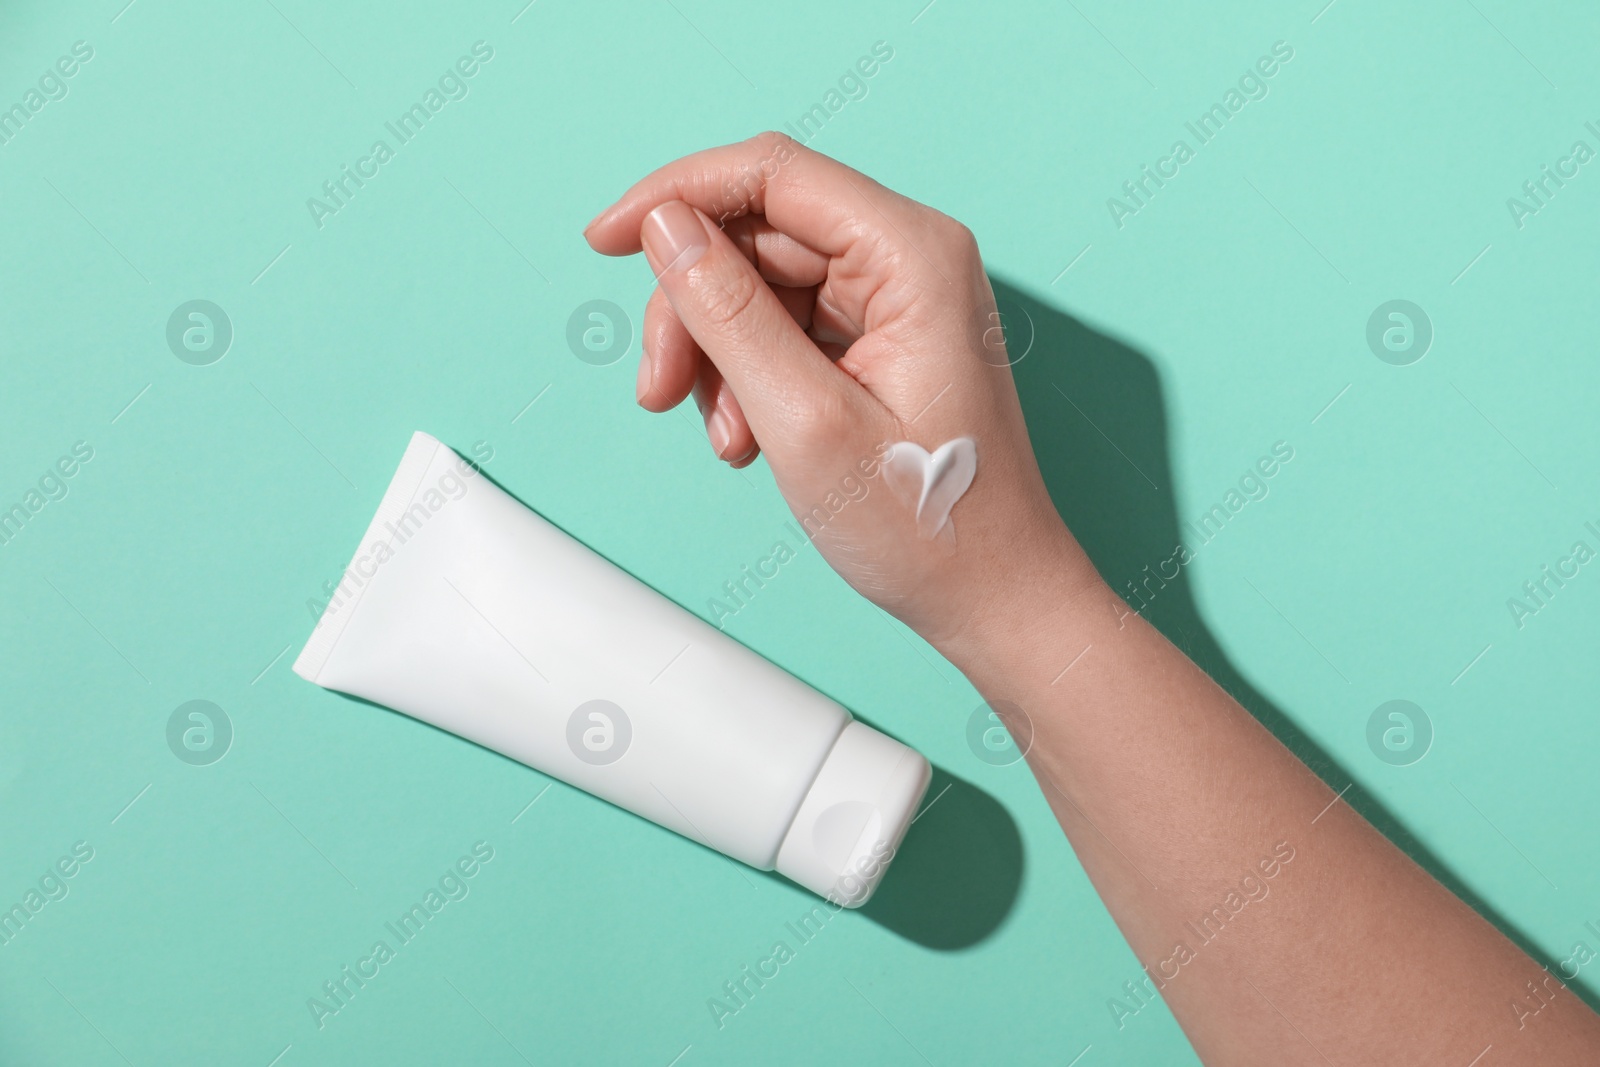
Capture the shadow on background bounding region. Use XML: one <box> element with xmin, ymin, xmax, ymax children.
<box><xmin>754</xmin><ymin>762</ymin><xmax>1025</xmax><ymax>951</ymax></box>
<box><xmin>855</xmin><ymin>764</ymin><xmax>1023</xmax><ymax>949</ymax></box>
<box><xmin>993</xmin><ymin>276</ymin><xmax>1597</xmax><ymax>1010</ymax></box>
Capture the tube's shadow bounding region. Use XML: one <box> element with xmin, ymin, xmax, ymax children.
<box><xmin>753</xmin><ymin>760</ymin><xmax>1025</xmax><ymax>951</ymax></box>
<box><xmin>854</xmin><ymin>763</ymin><xmax>1024</xmax><ymax>949</ymax></box>
<box><xmin>992</xmin><ymin>276</ymin><xmax>1596</xmax><ymax>1010</ymax></box>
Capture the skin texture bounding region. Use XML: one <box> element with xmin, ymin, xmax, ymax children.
<box><xmin>584</xmin><ymin>132</ymin><xmax>1600</xmax><ymax>1065</ymax></box>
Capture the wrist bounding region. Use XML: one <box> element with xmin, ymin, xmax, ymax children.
<box><xmin>928</xmin><ymin>515</ymin><xmax>1112</xmax><ymax>686</ymax></box>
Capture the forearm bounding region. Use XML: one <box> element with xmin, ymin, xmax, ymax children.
<box><xmin>936</xmin><ymin>533</ymin><xmax>1600</xmax><ymax>1064</ymax></box>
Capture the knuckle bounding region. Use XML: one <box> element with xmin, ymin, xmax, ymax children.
<box><xmin>931</xmin><ymin>211</ymin><xmax>980</xmax><ymax>257</ymax></box>
<box><xmin>691</xmin><ymin>261</ymin><xmax>762</xmax><ymax>332</ymax></box>
<box><xmin>749</xmin><ymin>129</ymin><xmax>799</xmax><ymax>158</ymax></box>
<box><xmin>788</xmin><ymin>387</ymin><xmax>856</xmax><ymax>447</ymax></box>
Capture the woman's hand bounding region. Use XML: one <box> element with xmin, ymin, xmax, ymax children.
<box><xmin>584</xmin><ymin>132</ymin><xmax>1097</xmax><ymax>647</ymax></box>
<box><xmin>590</xmin><ymin>132</ymin><xmax>1600</xmax><ymax>1067</ymax></box>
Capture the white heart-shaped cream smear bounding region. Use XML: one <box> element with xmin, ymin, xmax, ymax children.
<box><xmin>881</xmin><ymin>437</ymin><xmax>977</xmax><ymax>541</ymax></box>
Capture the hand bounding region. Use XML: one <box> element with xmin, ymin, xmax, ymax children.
<box><xmin>591</xmin><ymin>137</ymin><xmax>1600</xmax><ymax>1067</ymax></box>
<box><xmin>583</xmin><ymin>132</ymin><xmax>1098</xmax><ymax>648</ymax></box>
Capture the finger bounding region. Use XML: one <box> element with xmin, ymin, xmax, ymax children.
<box><xmin>638</xmin><ymin>200</ymin><xmax>871</xmax><ymax>452</ymax></box>
<box><xmin>659</xmin><ymin>277</ymin><xmax>816</xmax><ymax>337</ymax></box>
<box><xmin>639</xmin><ymin>287</ymin><xmax>700</xmax><ymax>412</ymax></box>
<box><xmin>722</xmin><ymin>215</ymin><xmax>831</xmax><ymax>289</ymax></box>
<box><xmin>771</xmin><ymin>283</ymin><xmax>816</xmax><ymax>333</ymax></box>
<box><xmin>645</xmin><ymin>280</ymin><xmax>816</xmax><ymax>419</ymax></box>
<box><xmin>718</xmin><ymin>221</ymin><xmax>867</xmax><ymax>351</ymax></box>
<box><xmin>693</xmin><ymin>357</ymin><xmax>758</xmax><ymax>464</ymax></box>
<box><xmin>664</xmin><ymin>282</ymin><xmax>814</xmax><ymax>447</ymax></box>
<box><xmin>586</xmin><ymin>132</ymin><xmax>924</xmax><ymax>263</ymax></box>
<box><xmin>808</xmin><ymin>284</ymin><xmax>863</xmax><ymax>349</ymax></box>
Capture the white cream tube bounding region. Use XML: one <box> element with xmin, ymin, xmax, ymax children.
<box><xmin>293</xmin><ymin>432</ymin><xmax>930</xmax><ymax>906</ymax></box>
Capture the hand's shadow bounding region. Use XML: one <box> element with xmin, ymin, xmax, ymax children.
<box><xmin>995</xmin><ymin>276</ymin><xmax>1595</xmax><ymax>1010</ymax></box>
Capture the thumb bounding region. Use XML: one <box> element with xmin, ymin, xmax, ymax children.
<box><xmin>639</xmin><ymin>200</ymin><xmax>864</xmax><ymax>456</ymax></box>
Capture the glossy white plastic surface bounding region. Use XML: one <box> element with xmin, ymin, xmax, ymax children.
<box><xmin>294</xmin><ymin>432</ymin><xmax>929</xmax><ymax>905</ymax></box>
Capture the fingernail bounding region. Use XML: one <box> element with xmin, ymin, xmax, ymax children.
<box><xmin>635</xmin><ymin>347</ymin><xmax>653</xmax><ymax>405</ymax></box>
<box><xmin>706</xmin><ymin>407</ymin><xmax>732</xmax><ymax>458</ymax></box>
<box><xmin>641</xmin><ymin>201</ymin><xmax>709</xmax><ymax>274</ymax></box>
<box><xmin>582</xmin><ymin>206</ymin><xmax>606</xmax><ymax>233</ymax></box>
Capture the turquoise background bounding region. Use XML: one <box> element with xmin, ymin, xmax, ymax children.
<box><xmin>3</xmin><ymin>0</ymin><xmax>1598</xmax><ymax>1063</ymax></box>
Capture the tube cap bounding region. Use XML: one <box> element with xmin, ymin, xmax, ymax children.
<box><xmin>774</xmin><ymin>721</ymin><xmax>932</xmax><ymax>908</ymax></box>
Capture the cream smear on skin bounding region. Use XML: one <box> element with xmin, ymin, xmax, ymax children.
<box><xmin>881</xmin><ymin>438</ymin><xmax>977</xmax><ymax>542</ymax></box>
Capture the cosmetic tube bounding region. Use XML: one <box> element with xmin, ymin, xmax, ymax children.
<box><xmin>293</xmin><ymin>432</ymin><xmax>930</xmax><ymax>906</ymax></box>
